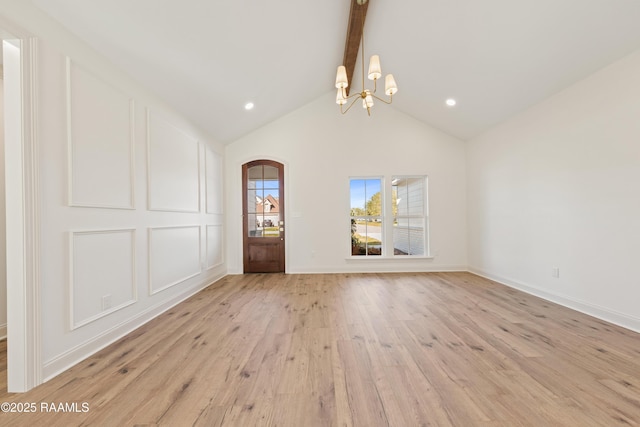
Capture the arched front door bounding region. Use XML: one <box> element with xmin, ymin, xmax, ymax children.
<box><xmin>242</xmin><ymin>160</ymin><xmax>285</xmax><ymax>273</ymax></box>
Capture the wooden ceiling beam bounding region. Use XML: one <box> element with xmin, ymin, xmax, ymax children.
<box><xmin>342</xmin><ymin>0</ymin><xmax>369</xmax><ymax>96</ymax></box>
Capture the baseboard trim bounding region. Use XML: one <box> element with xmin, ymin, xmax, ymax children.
<box><xmin>287</xmin><ymin>264</ymin><xmax>469</xmax><ymax>274</ymax></box>
<box><xmin>468</xmin><ymin>267</ymin><xmax>640</xmax><ymax>334</ymax></box>
<box><xmin>42</xmin><ymin>271</ymin><xmax>225</xmax><ymax>382</ymax></box>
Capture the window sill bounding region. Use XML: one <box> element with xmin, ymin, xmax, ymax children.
<box><xmin>346</xmin><ymin>255</ymin><xmax>434</xmax><ymax>261</ymax></box>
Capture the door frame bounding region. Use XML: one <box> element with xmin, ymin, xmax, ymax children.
<box><xmin>241</xmin><ymin>159</ymin><xmax>286</xmax><ymax>273</ymax></box>
<box><xmin>1</xmin><ymin>24</ymin><xmax>42</xmax><ymax>392</ymax></box>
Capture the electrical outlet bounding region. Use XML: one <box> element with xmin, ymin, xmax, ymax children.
<box><xmin>101</xmin><ymin>294</ymin><xmax>112</xmax><ymax>311</ymax></box>
<box><xmin>551</xmin><ymin>267</ymin><xmax>560</xmax><ymax>278</ymax></box>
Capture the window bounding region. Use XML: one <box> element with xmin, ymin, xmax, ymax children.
<box><xmin>350</xmin><ymin>178</ymin><xmax>383</xmax><ymax>256</ymax></box>
<box><xmin>349</xmin><ymin>176</ymin><xmax>428</xmax><ymax>257</ymax></box>
<box><xmin>392</xmin><ymin>176</ymin><xmax>427</xmax><ymax>256</ymax></box>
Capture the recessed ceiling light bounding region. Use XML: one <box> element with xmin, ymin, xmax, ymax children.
<box><xmin>445</xmin><ymin>98</ymin><xmax>457</xmax><ymax>107</ymax></box>
<box><xmin>244</xmin><ymin>102</ymin><xmax>254</xmax><ymax>110</ymax></box>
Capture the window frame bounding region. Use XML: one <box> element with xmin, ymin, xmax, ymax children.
<box><xmin>349</xmin><ymin>176</ymin><xmax>385</xmax><ymax>257</ymax></box>
<box><xmin>391</xmin><ymin>175</ymin><xmax>429</xmax><ymax>257</ymax></box>
<box><xmin>348</xmin><ymin>175</ymin><xmax>431</xmax><ymax>259</ymax></box>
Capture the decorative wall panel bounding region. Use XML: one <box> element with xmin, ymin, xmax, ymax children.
<box><xmin>206</xmin><ymin>148</ymin><xmax>224</xmax><ymax>214</ymax></box>
<box><xmin>70</xmin><ymin>229</ymin><xmax>137</xmax><ymax>329</ymax></box>
<box><xmin>206</xmin><ymin>225</ymin><xmax>223</xmax><ymax>269</ymax></box>
<box><xmin>147</xmin><ymin>111</ymin><xmax>200</xmax><ymax>212</ymax></box>
<box><xmin>148</xmin><ymin>226</ymin><xmax>202</xmax><ymax>294</ymax></box>
<box><xmin>67</xmin><ymin>58</ymin><xmax>134</xmax><ymax>209</ymax></box>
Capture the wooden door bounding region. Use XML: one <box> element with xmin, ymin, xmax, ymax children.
<box><xmin>242</xmin><ymin>160</ymin><xmax>285</xmax><ymax>273</ymax></box>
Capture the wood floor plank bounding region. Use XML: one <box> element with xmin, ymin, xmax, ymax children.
<box><xmin>1</xmin><ymin>272</ymin><xmax>639</xmax><ymax>426</ymax></box>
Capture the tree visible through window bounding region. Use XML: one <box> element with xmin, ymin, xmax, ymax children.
<box><xmin>349</xmin><ymin>176</ymin><xmax>428</xmax><ymax>257</ymax></box>
<box><xmin>350</xmin><ymin>178</ymin><xmax>382</xmax><ymax>256</ymax></box>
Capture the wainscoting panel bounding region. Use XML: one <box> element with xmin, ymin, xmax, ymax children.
<box><xmin>70</xmin><ymin>229</ymin><xmax>137</xmax><ymax>329</ymax></box>
<box><xmin>206</xmin><ymin>225</ymin><xmax>224</xmax><ymax>269</ymax></box>
<box><xmin>67</xmin><ymin>58</ymin><xmax>135</xmax><ymax>209</ymax></box>
<box><xmin>206</xmin><ymin>148</ymin><xmax>223</xmax><ymax>214</ymax></box>
<box><xmin>148</xmin><ymin>226</ymin><xmax>202</xmax><ymax>294</ymax></box>
<box><xmin>147</xmin><ymin>111</ymin><xmax>200</xmax><ymax>212</ymax></box>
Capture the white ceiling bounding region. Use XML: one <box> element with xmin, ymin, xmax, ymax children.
<box><xmin>32</xmin><ymin>0</ymin><xmax>640</xmax><ymax>144</ymax></box>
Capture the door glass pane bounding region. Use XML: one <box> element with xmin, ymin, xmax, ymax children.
<box><xmin>247</xmin><ymin>187</ymin><xmax>258</xmax><ymax>213</ymax></box>
<box><xmin>247</xmin><ymin>214</ymin><xmax>261</xmax><ymax>237</ymax></box>
<box><xmin>248</xmin><ymin>165</ymin><xmax>263</xmax><ymax>180</ymax></box>
<box><xmin>246</xmin><ymin>164</ymin><xmax>280</xmax><ymax>238</ymax></box>
<box><xmin>263</xmin><ymin>165</ymin><xmax>279</xmax><ymax>188</ymax></box>
<box><xmin>263</xmin><ymin>165</ymin><xmax>279</xmax><ymax>183</ymax></box>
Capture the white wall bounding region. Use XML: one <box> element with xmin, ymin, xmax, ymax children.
<box><xmin>0</xmin><ymin>69</ymin><xmax>6</xmax><ymax>339</ymax></box>
<box><xmin>226</xmin><ymin>92</ymin><xmax>467</xmax><ymax>273</ymax></box>
<box><xmin>0</xmin><ymin>3</ymin><xmax>226</xmax><ymax>383</ymax></box>
<box><xmin>467</xmin><ymin>50</ymin><xmax>640</xmax><ymax>332</ymax></box>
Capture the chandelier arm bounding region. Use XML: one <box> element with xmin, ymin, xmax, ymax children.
<box><xmin>345</xmin><ymin>92</ymin><xmax>361</xmax><ymax>100</ymax></box>
<box><xmin>371</xmin><ymin>93</ymin><xmax>393</xmax><ymax>104</ymax></box>
<box><xmin>341</xmin><ymin>96</ymin><xmax>362</xmax><ymax>115</ymax></box>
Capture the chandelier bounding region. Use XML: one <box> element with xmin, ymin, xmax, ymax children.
<box><xmin>335</xmin><ymin>0</ymin><xmax>397</xmax><ymax>115</ymax></box>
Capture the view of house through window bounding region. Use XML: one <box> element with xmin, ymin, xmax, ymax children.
<box><xmin>392</xmin><ymin>176</ymin><xmax>427</xmax><ymax>256</ymax></box>
<box><xmin>350</xmin><ymin>178</ymin><xmax>383</xmax><ymax>255</ymax></box>
<box><xmin>246</xmin><ymin>165</ymin><xmax>280</xmax><ymax>237</ymax></box>
<box><xmin>350</xmin><ymin>176</ymin><xmax>428</xmax><ymax>257</ymax></box>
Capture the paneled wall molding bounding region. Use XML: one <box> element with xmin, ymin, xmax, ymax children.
<box><xmin>42</xmin><ymin>269</ymin><xmax>224</xmax><ymax>383</ymax></box>
<box><xmin>148</xmin><ymin>225</ymin><xmax>202</xmax><ymax>295</ymax></box>
<box><xmin>69</xmin><ymin>229</ymin><xmax>137</xmax><ymax>330</ymax></box>
<box><xmin>66</xmin><ymin>57</ymin><xmax>136</xmax><ymax>210</ymax></box>
<box><xmin>206</xmin><ymin>224</ymin><xmax>224</xmax><ymax>269</ymax></box>
<box><xmin>205</xmin><ymin>148</ymin><xmax>224</xmax><ymax>214</ymax></box>
<box><xmin>147</xmin><ymin>109</ymin><xmax>201</xmax><ymax>213</ymax></box>
<box><xmin>0</xmin><ymin>7</ymin><xmax>228</xmax><ymax>394</ymax></box>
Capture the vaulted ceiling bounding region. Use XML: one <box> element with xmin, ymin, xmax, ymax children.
<box><xmin>32</xmin><ymin>0</ymin><xmax>640</xmax><ymax>144</ymax></box>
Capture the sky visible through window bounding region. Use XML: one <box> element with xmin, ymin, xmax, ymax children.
<box><xmin>251</xmin><ymin>178</ymin><xmax>279</xmax><ymax>201</ymax></box>
<box><xmin>350</xmin><ymin>179</ymin><xmax>381</xmax><ymax>212</ymax></box>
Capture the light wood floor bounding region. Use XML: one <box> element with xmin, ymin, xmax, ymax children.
<box><xmin>1</xmin><ymin>272</ymin><xmax>639</xmax><ymax>426</ymax></box>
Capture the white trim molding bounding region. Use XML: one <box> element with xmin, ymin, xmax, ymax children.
<box><xmin>468</xmin><ymin>267</ymin><xmax>640</xmax><ymax>334</ymax></box>
<box><xmin>205</xmin><ymin>224</ymin><xmax>224</xmax><ymax>270</ymax></box>
<box><xmin>146</xmin><ymin>109</ymin><xmax>201</xmax><ymax>213</ymax></box>
<box><xmin>148</xmin><ymin>225</ymin><xmax>202</xmax><ymax>295</ymax></box>
<box><xmin>68</xmin><ymin>229</ymin><xmax>138</xmax><ymax>330</ymax></box>
<box><xmin>4</xmin><ymin>36</ymin><xmax>43</xmax><ymax>392</ymax></box>
<box><xmin>65</xmin><ymin>57</ymin><xmax>136</xmax><ymax>210</ymax></box>
<box><xmin>43</xmin><ymin>271</ymin><xmax>224</xmax><ymax>383</ymax></box>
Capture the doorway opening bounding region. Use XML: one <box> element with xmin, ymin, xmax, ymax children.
<box><xmin>242</xmin><ymin>160</ymin><xmax>285</xmax><ymax>273</ymax></box>
<box><xmin>0</xmin><ymin>38</ymin><xmax>6</xmax><ymax>392</ymax></box>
